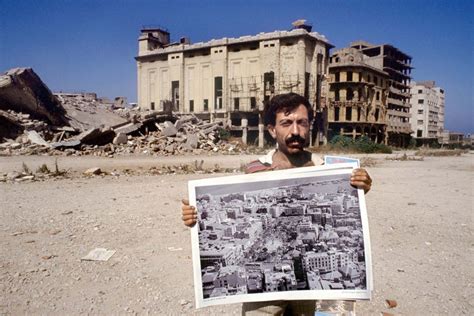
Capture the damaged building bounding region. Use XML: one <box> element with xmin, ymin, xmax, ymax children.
<box><xmin>135</xmin><ymin>20</ymin><xmax>334</xmax><ymax>147</ymax></box>
<box><xmin>327</xmin><ymin>47</ymin><xmax>390</xmax><ymax>144</ymax></box>
<box><xmin>349</xmin><ymin>41</ymin><xmax>413</xmax><ymax>147</ymax></box>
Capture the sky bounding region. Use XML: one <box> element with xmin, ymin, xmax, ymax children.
<box><xmin>1</xmin><ymin>0</ymin><xmax>472</xmax><ymax>133</ymax></box>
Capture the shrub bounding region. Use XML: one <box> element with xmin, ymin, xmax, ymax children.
<box><xmin>328</xmin><ymin>135</ymin><xmax>392</xmax><ymax>154</ymax></box>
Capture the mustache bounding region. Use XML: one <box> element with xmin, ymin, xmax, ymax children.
<box><xmin>285</xmin><ymin>135</ymin><xmax>307</xmax><ymax>146</ymax></box>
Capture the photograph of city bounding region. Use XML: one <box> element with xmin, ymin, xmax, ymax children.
<box><xmin>189</xmin><ymin>166</ymin><xmax>371</xmax><ymax>307</ymax></box>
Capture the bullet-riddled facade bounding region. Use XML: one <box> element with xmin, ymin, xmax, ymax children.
<box><xmin>350</xmin><ymin>41</ymin><xmax>413</xmax><ymax>147</ymax></box>
<box><xmin>135</xmin><ymin>22</ymin><xmax>334</xmax><ymax>147</ymax></box>
<box><xmin>327</xmin><ymin>48</ymin><xmax>390</xmax><ymax>144</ymax></box>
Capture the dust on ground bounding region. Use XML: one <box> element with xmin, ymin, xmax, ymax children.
<box><xmin>0</xmin><ymin>152</ymin><xmax>472</xmax><ymax>315</ymax></box>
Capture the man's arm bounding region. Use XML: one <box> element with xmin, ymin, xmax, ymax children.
<box><xmin>350</xmin><ymin>168</ymin><xmax>372</xmax><ymax>194</ymax></box>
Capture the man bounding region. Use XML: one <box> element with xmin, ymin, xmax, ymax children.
<box><xmin>182</xmin><ymin>93</ymin><xmax>372</xmax><ymax>315</ymax></box>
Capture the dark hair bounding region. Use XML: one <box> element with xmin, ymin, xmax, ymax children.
<box><xmin>264</xmin><ymin>93</ymin><xmax>314</xmax><ymax>126</ymax></box>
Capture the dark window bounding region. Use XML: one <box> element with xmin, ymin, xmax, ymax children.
<box><xmin>150</xmin><ymin>102</ymin><xmax>155</xmax><ymax>110</ymax></box>
<box><xmin>335</xmin><ymin>72</ymin><xmax>340</xmax><ymax>82</ymax></box>
<box><xmin>335</xmin><ymin>89</ymin><xmax>340</xmax><ymax>101</ymax></box>
<box><xmin>417</xmin><ymin>130</ymin><xmax>423</xmax><ymax>137</ymax></box>
<box><xmin>418</xmin><ymin>99</ymin><xmax>424</xmax><ymax>104</ymax></box>
<box><xmin>375</xmin><ymin>109</ymin><xmax>380</xmax><ymax>122</ymax></box>
<box><xmin>250</xmin><ymin>97</ymin><xmax>256</xmax><ymax>109</ymax></box>
<box><xmin>334</xmin><ymin>107</ymin><xmax>340</xmax><ymax>121</ymax></box>
<box><xmin>376</xmin><ymin>91</ymin><xmax>380</xmax><ymax>101</ymax></box>
<box><xmin>263</xmin><ymin>71</ymin><xmax>275</xmax><ymax>102</ymax></box>
<box><xmin>346</xmin><ymin>88</ymin><xmax>354</xmax><ymax>101</ymax></box>
<box><xmin>359</xmin><ymin>73</ymin><xmax>362</xmax><ymax>82</ymax></box>
<box><xmin>358</xmin><ymin>88</ymin><xmax>363</xmax><ymax>101</ymax></box>
<box><xmin>418</xmin><ymin>89</ymin><xmax>423</xmax><ymax>93</ymax></box>
<box><xmin>317</xmin><ymin>54</ymin><xmax>323</xmax><ymax>75</ymax></box>
<box><xmin>189</xmin><ymin>100</ymin><xmax>194</xmax><ymax>112</ymax></box>
<box><xmin>374</xmin><ymin>76</ymin><xmax>378</xmax><ymax>86</ymax></box>
<box><xmin>346</xmin><ymin>107</ymin><xmax>352</xmax><ymax>121</ymax></box>
<box><xmin>214</xmin><ymin>77</ymin><xmax>223</xmax><ymax>109</ymax></box>
<box><xmin>304</xmin><ymin>72</ymin><xmax>310</xmax><ymax>99</ymax></box>
<box><xmin>368</xmin><ymin>75</ymin><xmax>371</xmax><ymax>82</ymax></box>
<box><xmin>233</xmin><ymin>98</ymin><xmax>239</xmax><ymax>110</ymax></box>
<box><xmin>171</xmin><ymin>81</ymin><xmax>179</xmax><ymax>111</ymax></box>
<box><xmin>347</xmin><ymin>71</ymin><xmax>353</xmax><ymax>82</ymax></box>
<box><xmin>357</xmin><ymin>107</ymin><xmax>361</xmax><ymax>121</ymax></box>
<box><xmin>203</xmin><ymin>99</ymin><xmax>209</xmax><ymax>111</ymax></box>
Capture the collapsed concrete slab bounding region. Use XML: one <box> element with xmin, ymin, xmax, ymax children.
<box><xmin>0</xmin><ymin>68</ymin><xmax>68</xmax><ymax>126</ymax></box>
<box><xmin>75</xmin><ymin>127</ymin><xmax>116</xmax><ymax>145</ymax></box>
<box><xmin>0</xmin><ymin>110</ymin><xmax>24</xmax><ymax>140</ymax></box>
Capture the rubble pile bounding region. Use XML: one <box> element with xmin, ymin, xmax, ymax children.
<box><xmin>0</xmin><ymin>67</ymin><xmax>255</xmax><ymax>157</ymax></box>
<box><xmin>0</xmin><ymin>112</ymin><xmax>246</xmax><ymax>157</ymax></box>
<box><xmin>0</xmin><ymin>68</ymin><xmax>68</xmax><ymax>125</ymax></box>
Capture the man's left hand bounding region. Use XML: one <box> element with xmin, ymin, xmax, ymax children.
<box><xmin>351</xmin><ymin>168</ymin><xmax>372</xmax><ymax>194</ymax></box>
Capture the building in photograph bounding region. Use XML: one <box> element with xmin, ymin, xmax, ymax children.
<box><xmin>350</xmin><ymin>41</ymin><xmax>413</xmax><ymax>146</ymax></box>
<box><xmin>327</xmin><ymin>47</ymin><xmax>390</xmax><ymax>144</ymax></box>
<box><xmin>135</xmin><ymin>20</ymin><xmax>334</xmax><ymax>147</ymax></box>
<box><xmin>409</xmin><ymin>81</ymin><xmax>445</xmax><ymax>145</ymax></box>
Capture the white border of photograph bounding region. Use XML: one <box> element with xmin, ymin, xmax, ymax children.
<box><xmin>324</xmin><ymin>155</ymin><xmax>360</xmax><ymax>167</ymax></box>
<box><xmin>188</xmin><ymin>163</ymin><xmax>372</xmax><ymax>308</ymax></box>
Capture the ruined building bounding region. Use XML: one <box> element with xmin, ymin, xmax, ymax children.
<box><xmin>327</xmin><ymin>48</ymin><xmax>389</xmax><ymax>144</ymax></box>
<box><xmin>135</xmin><ymin>21</ymin><xmax>334</xmax><ymax>147</ymax></box>
<box><xmin>409</xmin><ymin>81</ymin><xmax>445</xmax><ymax>144</ymax></box>
<box><xmin>350</xmin><ymin>41</ymin><xmax>413</xmax><ymax>147</ymax></box>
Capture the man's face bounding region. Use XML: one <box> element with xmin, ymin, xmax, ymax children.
<box><xmin>268</xmin><ymin>104</ymin><xmax>310</xmax><ymax>155</ymax></box>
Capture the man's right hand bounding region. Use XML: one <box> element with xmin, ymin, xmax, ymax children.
<box><xmin>181</xmin><ymin>199</ymin><xmax>197</xmax><ymax>227</ymax></box>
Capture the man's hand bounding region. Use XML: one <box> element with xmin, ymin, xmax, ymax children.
<box><xmin>350</xmin><ymin>168</ymin><xmax>372</xmax><ymax>194</ymax></box>
<box><xmin>181</xmin><ymin>199</ymin><xmax>197</xmax><ymax>227</ymax></box>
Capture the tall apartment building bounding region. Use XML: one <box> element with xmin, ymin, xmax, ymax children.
<box><xmin>410</xmin><ymin>81</ymin><xmax>445</xmax><ymax>143</ymax></box>
<box><xmin>327</xmin><ymin>47</ymin><xmax>390</xmax><ymax>144</ymax></box>
<box><xmin>350</xmin><ymin>41</ymin><xmax>413</xmax><ymax>147</ymax></box>
<box><xmin>135</xmin><ymin>21</ymin><xmax>334</xmax><ymax>147</ymax></box>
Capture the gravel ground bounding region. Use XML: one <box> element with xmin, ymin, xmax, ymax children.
<box><xmin>0</xmin><ymin>152</ymin><xmax>472</xmax><ymax>315</ymax></box>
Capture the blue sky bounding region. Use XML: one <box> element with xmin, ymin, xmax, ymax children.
<box><xmin>1</xmin><ymin>0</ymin><xmax>472</xmax><ymax>133</ymax></box>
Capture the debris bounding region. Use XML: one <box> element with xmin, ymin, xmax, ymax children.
<box><xmin>61</xmin><ymin>211</ymin><xmax>73</xmax><ymax>215</ymax></box>
<box><xmin>81</xmin><ymin>248</ymin><xmax>116</xmax><ymax>261</ymax></box>
<box><xmin>113</xmin><ymin>132</ymin><xmax>128</xmax><ymax>145</ymax></box>
<box><xmin>385</xmin><ymin>299</ymin><xmax>398</xmax><ymax>308</ymax></box>
<box><xmin>49</xmin><ymin>229</ymin><xmax>62</xmax><ymax>235</ymax></box>
<box><xmin>0</xmin><ymin>68</ymin><xmax>68</xmax><ymax>125</ymax></box>
<box><xmin>161</xmin><ymin>121</ymin><xmax>178</xmax><ymax>137</ymax></box>
<box><xmin>179</xmin><ymin>299</ymin><xmax>190</xmax><ymax>306</ymax></box>
<box><xmin>41</xmin><ymin>255</ymin><xmax>57</xmax><ymax>260</ymax></box>
<box><xmin>167</xmin><ymin>247</ymin><xmax>183</xmax><ymax>252</ymax></box>
<box><xmin>407</xmin><ymin>202</ymin><xmax>416</xmax><ymax>206</ymax></box>
<box><xmin>397</xmin><ymin>268</ymin><xmax>405</xmax><ymax>272</ymax></box>
<box><xmin>26</xmin><ymin>130</ymin><xmax>50</xmax><ymax>147</ymax></box>
<box><xmin>84</xmin><ymin>167</ymin><xmax>102</xmax><ymax>176</ymax></box>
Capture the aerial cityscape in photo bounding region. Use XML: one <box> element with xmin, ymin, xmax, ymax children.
<box><xmin>196</xmin><ymin>174</ymin><xmax>367</xmax><ymax>300</ymax></box>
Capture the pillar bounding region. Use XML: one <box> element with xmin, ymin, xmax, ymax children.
<box><xmin>241</xmin><ymin>117</ymin><xmax>248</xmax><ymax>145</ymax></box>
<box><xmin>258</xmin><ymin>113</ymin><xmax>264</xmax><ymax>148</ymax></box>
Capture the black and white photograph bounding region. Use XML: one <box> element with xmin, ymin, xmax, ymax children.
<box><xmin>188</xmin><ymin>163</ymin><xmax>372</xmax><ymax>308</ymax></box>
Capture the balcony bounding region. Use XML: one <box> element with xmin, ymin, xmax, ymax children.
<box><xmin>389</xmin><ymin>86</ymin><xmax>410</xmax><ymax>98</ymax></box>
<box><xmin>387</xmin><ymin>97</ymin><xmax>410</xmax><ymax>108</ymax></box>
<box><xmin>387</xmin><ymin>109</ymin><xmax>411</xmax><ymax>118</ymax></box>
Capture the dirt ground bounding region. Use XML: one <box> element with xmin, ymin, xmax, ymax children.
<box><xmin>0</xmin><ymin>152</ymin><xmax>472</xmax><ymax>315</ymax></box>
